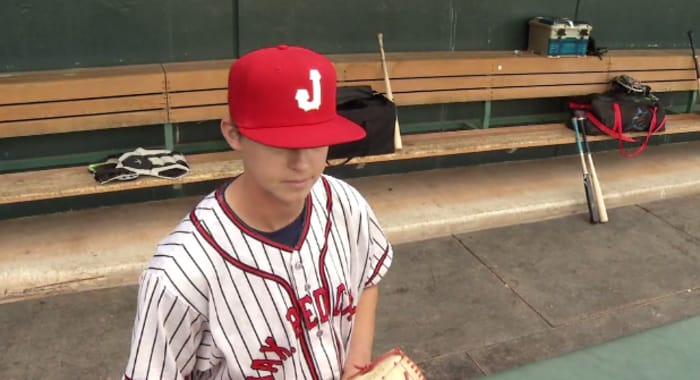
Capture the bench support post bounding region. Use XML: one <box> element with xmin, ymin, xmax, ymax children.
<box><xmin>164</xmin><ymin>123</ymin><xmax>176</xmax><ymax>151</ymax></box>
<box><xmin>482</xmin><ymin>101</ymin><xmax>492</xmax><ymax>129</ymax></box>
<box><xmin>163</xmin><ymin>122</ymin><xmax>185</xmax><ymax>195</ymax></box>
<box><xmin>688</xmin><ymin>91</ymin><xmax>698</xmax><ymax>113</ymax></box>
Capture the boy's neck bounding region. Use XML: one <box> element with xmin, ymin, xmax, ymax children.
<box><xmin>224</xmin><ymin>174</ymin><xmax>307</xmax><ymax>233</ymax></box>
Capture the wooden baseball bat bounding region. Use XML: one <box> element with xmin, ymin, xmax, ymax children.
<box><xmin>688</xmin><ymin>30</ymin><xmax>700</xmax><ymax>108</ymax></box>
<box><xmin>579</xmin><ymin>116</ymin><xmax>608</xmax><ymax>223</ymax></box>
<box><xmin>377</xmin><ymin>33</ymin><xmax>403</xmax><ymax>150</ymax></box>
<box><xmin>572</xmin><ymin>116</ymin><xmax>600</xmax><ymax>224</ymax></box>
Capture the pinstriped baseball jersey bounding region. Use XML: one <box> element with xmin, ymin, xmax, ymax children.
<box><xmin>124</xmin><ymin>175</ymin><xmax>393</xmax><ymax>380</ymax></box>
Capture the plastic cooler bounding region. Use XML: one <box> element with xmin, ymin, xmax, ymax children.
<box><xmin>528</xmin><ymin>17</ymin><xmax>592</xmax><ymax>57</ymax></box>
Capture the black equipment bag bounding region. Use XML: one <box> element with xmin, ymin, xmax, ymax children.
<box><xmin>327</xmin><ymin>86</ymin><xmax>396</xmax><ymax>161</ymax></box>
<box><xmin>568</xmin><ymin>75</ymin><xmax>667</xmax><ymax>157</ymax></box>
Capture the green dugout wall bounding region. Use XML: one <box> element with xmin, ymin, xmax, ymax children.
<box><xmin>2</xmin><ymin>0</ymin><xmax>698</xmax><ymax>72</ymax></box>
<box><xmin>1</xmin><ymin>0</ymin><xmax>700</xmax><ymax>218</ymax></box>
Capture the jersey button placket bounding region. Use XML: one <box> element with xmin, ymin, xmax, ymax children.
<box><xmin>291</xmin><ymin>260</ymin><xmax>308</xmax><ymax>300</ymax></box>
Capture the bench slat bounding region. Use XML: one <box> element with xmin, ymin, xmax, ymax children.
<box><xmin>336</xmin><ymin>57</ymin><xmax>497</xmax><ymax>80</ymax></box>
<box><xmin>0</xmin><ymin>65</ymin><xmax>165</xmax><ymax>105</ymax></box>
<box><xmin>491</xmin><ymin>73</ymin><xmax>610</xmax><ymax>88</ymax></box>
<box><xmin>168</xmin><ymin>90</ymin><xmax>227</xmax><ymax>109</ymax></box>
<box><xmin>340</xmin><ymin>76</ymin><xmax>491</xmax><ymax>94</ymax></box>
<box><xmin>0</xmin><ymin>94</ymin><xmax>166</xmax><ymax>122</ymax></box>
<box><xmin>333</xmin><ymin>51</ymin><xmax>499</xmax><ymax>81</ymax></box>
<box><xmin>608</xmin><ymin>52</ymin><xmax>695</xmax><ymax>70</ymax></box>
<box><xmin>162</xmin><ymin>60</ymin><xmax>230</xmax><ymax>92</ymax></box>
<box><xmin>394</xmin><ymin>89</ymin><xmax>493</xmax><ymax>106</ymax></box>
<box><xmin>615</xmin><ymin>69</ymin><xmax>697</xmax><ymax>82</ymax></box>
<box><xmin>493</xmin><ymin>56</ymin><xmax>610</xmax><ymax>75</ymax></box>
<box><xmin>0</xmin><ymin>110</ymin><xmax>168</xmax><ymax>138</ymax></box>
<box><xmin>642</xmin><ymin>80</ymin><xmax>698</xmax><ymax>92</ymax></box>
<box><xmin>491</xmin><ymin>84</ymin><xmax>610</xmax><ymax>101</ymax></box>
<box><xmin>169</xmin><ymin>105</ymin><xmax>228</xmax><ymax>124</ymax></box>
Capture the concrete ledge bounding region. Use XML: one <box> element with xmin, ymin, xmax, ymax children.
<box><xmin>364</xmin><ymin>140</ymin><xmax>700</xmax><ymax>244</ymax></box>
<box><xmin>2</xmin><ymin>141</ymin><xmax>700</xmax><ymax>303</ymax></box>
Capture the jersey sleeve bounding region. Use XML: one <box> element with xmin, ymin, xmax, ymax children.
<box><xmin>123</xmin><ymin>270</ymin><xmax>205</xmax><ymax>380</ymax></box>
<box><xmin>359</xmin><ymin>199</ymin><xmax>394</xmax><ymax>289</ymax></box>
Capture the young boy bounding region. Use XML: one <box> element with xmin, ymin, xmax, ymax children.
<box><xmin>123</xmin><ymin>45</ymin><xmax>394</xmax><ymax>380</ymax></box>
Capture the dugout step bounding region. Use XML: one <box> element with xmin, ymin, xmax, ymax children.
<box><xmin>2</xmin><ymin>140</ymin><xmax>700</xmax><ymax>302</ymax></box>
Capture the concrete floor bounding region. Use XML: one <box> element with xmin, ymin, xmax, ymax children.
<box><xmin>2</xmin><ymin>194</ymin><xmax>700</xmax><ymax>380</ymax></box>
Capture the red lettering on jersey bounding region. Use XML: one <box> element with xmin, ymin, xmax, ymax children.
<box><xmin>313</xmin><ymin>288</ymin><xmax>330</xmax><ymax>323</ymax></box>
<box><xmin>251</xmin><ymin>359</ymin><xmax>282</xmax><ymax>372</ymax></box>
<box><xmin>248</xmin><ymin>337</ymin><xmax>296</xmax><ymax>379</ymax></box>
<box><xmin>299</xmin><ymin>295</ymin><xmax>318</xmax><ymax>330</ymax></box>
<box><xmin>331</xmin><ymin>284</ymin><xmax>356</xmax><ymax>321</ymax></box>
<box><xmin>333</xmin><ymin>284</ymin><xmax>346</xmax><ymax>316</ymax></box>
<box><xmin>260</xmin><ymin>336</ymin><xmax>296</xmax><ymax>359</ymax></box>
<box><xmin>286</xmin><ymin>307</ymin><xmax>303</xmax><ymax>338</ymax></box>
<box><xmin>286</xmin><ymin>284</ymin><xmax>355</xmax><ymax>340</ymax></box>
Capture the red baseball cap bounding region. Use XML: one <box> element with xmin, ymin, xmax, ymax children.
<box><xmin>227</xmin><ymin>45</ymin><xmax>366</xmax><ymax>149</ymax></box>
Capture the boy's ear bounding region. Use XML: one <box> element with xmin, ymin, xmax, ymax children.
<box><xmin>221</xmin><ymin>119</ymin><xmax>242</xmax><ymax>151</ymax></box>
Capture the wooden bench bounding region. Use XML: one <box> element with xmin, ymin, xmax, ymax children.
<box><xmin>0</xmin><ymin>64</ymin><xmax>168</xmax><ymax>138</ymax></box>
<box><xmin>2</xmin><ymin>50</ymin><xmax>700</xmax><ymax>208</ymax></box>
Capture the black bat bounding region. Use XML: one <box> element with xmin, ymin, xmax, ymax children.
<box><xmin>572</xmin><ymin>116</ymin><xmax>600</xmax><ymax>224</ymax></box>
<box><xmin>579</xmin><ymin>114</ymin><xmax>608</xmax><ymax>223</ymax></box>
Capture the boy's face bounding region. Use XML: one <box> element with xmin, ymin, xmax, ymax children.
<box><xmin>223</xmin><ymin>121</ymin><xmax>328</xmax><ymax>204</ymax></box>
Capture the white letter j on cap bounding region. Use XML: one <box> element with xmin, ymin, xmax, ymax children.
<box><xmin>295</xmin><ymin>69</ymin><xmax>322</xmax><ymax>112</ymax></box>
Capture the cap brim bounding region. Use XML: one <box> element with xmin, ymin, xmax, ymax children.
<box><xmin>238</xmin><ymin>115</ymin><xmax>367</xmax><ymax>149</ymax></box>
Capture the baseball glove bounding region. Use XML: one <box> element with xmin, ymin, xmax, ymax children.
<box><xmin>348</xmin><ymin>348</ymin><xmax>425</xmax><ymax>380</ymax></box>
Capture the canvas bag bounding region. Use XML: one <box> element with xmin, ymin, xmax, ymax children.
<box><xmin>569</xmin><ymin>75</ymin><xmax>667</xmax><ymax>157</ymax></box>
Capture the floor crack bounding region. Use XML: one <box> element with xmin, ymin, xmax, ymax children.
<box><xmin>466</xmin><ymin>350</ymin><xmax>489</xmax><ymax>376</ymax></box>
<box><xmin>452</xmin><ymin>235</ymin><xmax>556</xmax><ymax>328</ymax></box>
<box><xmin>637</xmin><ymin>204</ymin><xmax>700</xmax><ymax>244</ymax></box>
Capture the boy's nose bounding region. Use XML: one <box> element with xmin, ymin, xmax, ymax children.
<box><xmin>287</xmin><ymin>149</ymin><xmax>312</xmax><ymax>169</ymax></box>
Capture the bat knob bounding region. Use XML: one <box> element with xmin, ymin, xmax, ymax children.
<box><xmin>573</xmin><ymin>110</ymin><xmax>586</xmax><ymax>118</ymax></box>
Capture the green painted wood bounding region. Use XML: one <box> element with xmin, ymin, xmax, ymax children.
<box><xmin>0</xmin><ymin>0</ymin><xmax>235</xmax><ymax>72</ymax></box>
<box><xmin>578</xmin><ymin>1</ymin><xmax>700</xmax><ymax>49</ymax></box>
<box><xmin>0</xmin><ymin>150</ymin><xmax>124</xmax><ymax>174</ymax></box>
<box><xmin>689</xmin><ymin>92</ymin><xmax>698</xmax><ymax>113</ymax></box>
<box><xmin>175</xmin><ymin>141</ymin><xmax>230</xmax><ymax>154</ymax></box>
<box><xmin>164</xmin><ymin>123</ymin><xmax>175</xmax><ymax>151</ymax></box>
<box><xmin>237</xmin><ymin>0</ymin><xmax>577</xmax><ymax>54</ymax></box>
<box><xmin>489</xmin><ymin>113</ymin><xmax>572</xmax><ymax>127</ymax></box>
<box><xmin>0</xmin><ymin>125</ymin><xmax>163</xmax><ymax>161</ymax></box>
<box><xmin>2</xmin><ymin>0</ymin><xmax>698</xmax><ymax>73</ymax></box>
<box><xmin>483</xmin><ymin>101</ymin><xmax>492</xmax><ymax>129</ymax></box>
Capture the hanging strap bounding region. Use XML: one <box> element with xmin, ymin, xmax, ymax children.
<box><xmin>614</xmin><ymin>104</ymin><xmax>667</xmax><ymax>158</ymax></box>
<box><xmin>583</xmin><ymin>106</ymin><xmax>636</xmax><ymax>142</ymax></box>
<box><xmin>569</xmin><ymin>99</ymin><xmax>635</xmax><ymax>142</ymax></box>
<box><xmin>577</xmin><ymin>101</ymin><xmax>665</xmax><ymax>158</ymax></box>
